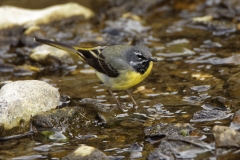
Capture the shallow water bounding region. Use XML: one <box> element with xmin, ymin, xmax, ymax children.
<box><xmin>1</xmin><ymin>0</ymin><xmax>240</xmax><ymax>159</ymax></box>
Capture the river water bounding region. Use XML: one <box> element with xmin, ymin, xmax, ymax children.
<box><xmin>1</xmin><ymin>0</ymin><xmax>240</xmax><ymax>159</ymax></box>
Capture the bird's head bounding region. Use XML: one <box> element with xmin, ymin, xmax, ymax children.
<box><xmin>125</xmin><ymin>45</ymin><xmax>157</xmax><ymax>74</ymax></box>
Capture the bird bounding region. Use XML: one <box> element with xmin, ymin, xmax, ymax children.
<box><xmin>34</xmin><ymin>38</ymin><xmax>157</xmax><ymax>111</ymax></box>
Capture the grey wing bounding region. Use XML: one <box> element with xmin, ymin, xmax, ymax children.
<box><xmin>77</xmin><ymin>48</ymin><xmax>120</xmax><ymax>77</ymax></box>
<box><xmin>101</xmin><ymin>45</ymin><xmax>131</xmax><ymax>71</ymax></box>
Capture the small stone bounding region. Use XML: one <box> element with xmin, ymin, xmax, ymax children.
<box><xmin>213</xmin><ymin>125</ymin><xmax>240</xmax><ymax>148</ymax></box>
<box><xmin>119</xmin><ymin>120</ymin><xmax>143</xmax><ymax>129</ymax></box>
<box><xmin>62</xmin><ymin>145</ymin><xmax>109</xmax><ymax>160</ymax></box>
<box><xmin>190</xmin><ymin>109</ymin><xmax>231</xmax><ymax>122</ymax></box>
<box><xmin>30</xmin><ymin>44</ymin><xmax>76</xmax><ymax>65</ymax></box>
<box><xmin>148</xmin><ymin>148</ymin><xmax>172</xmax><ymax>160</ymax></box>
<box><xmin>233</xmin><ymin>109</ymin><xmax>240</xmax><ymax>125</ymax></box>
<box><xmin>227</xmin><ymin>72</ymin><xmax>240</xmax><ymax>98</ymax></box>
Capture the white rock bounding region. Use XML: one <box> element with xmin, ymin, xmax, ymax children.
<box><xmin>213</xmin><ymin>125</ymin><xmax>240</xmax><ymax>148</ymax></box>
<box><xmin>63</xmin><ymin>145</ymin><xmax>110</xmax><ymax>160</ymax></box>
<box><xmin>30</xmin><ymin>44</ymin><xmax>77</xmax><ymax>64</ymax></box>
<box><xmin>0</xmin><ymin>80</ymin><xmax>60</xmax><ymax>130</ymax></box>
<box><xmin>0</xmin><ymin>2</ymin><xmax>94</xmax><ymax>29</ymax></box>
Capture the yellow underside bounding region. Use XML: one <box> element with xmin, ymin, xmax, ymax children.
<box><xmin>96</xmin><ymin>61</ymin><xmax>153</xmax><ymax>90</ymax></box>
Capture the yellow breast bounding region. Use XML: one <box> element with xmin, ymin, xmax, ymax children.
<box><xmin>95</xmin><ymin>61</ymin><xmax>153</xmax><ymax>90</ymax></box>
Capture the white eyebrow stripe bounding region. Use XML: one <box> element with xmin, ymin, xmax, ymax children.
<box><xmin>134</xmin><ymin>51</ymin><xmax>142</xmax><ymax>56</ymax></box>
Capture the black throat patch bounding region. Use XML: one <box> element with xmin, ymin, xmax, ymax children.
<box><xmin>131</xmin><ymin>60</ymin><xmax>150</xmax><ymax>74</ymax></box>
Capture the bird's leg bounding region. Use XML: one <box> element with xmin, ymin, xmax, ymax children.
<box><xmin>126</xmin><ymin>89</ymin><xmax>138</xmax><ymax>108</ymax></box>
<box><xmin>108</xmin><ymin>88</ymin><xmax>125</xmax><ymax>111</ymax></box>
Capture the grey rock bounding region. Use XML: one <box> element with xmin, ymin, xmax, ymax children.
<box><xmin>0</xmin><ymin>80</ymin><xmax>59</xmax><ymax>136</ymax></box>
<box><xmin>230</xmin><ymin>109</ymin><xmax>240</xmax><ymax>130</ymax></box>
<box><xmin>148</xmin><ymin>148</ymin><xmax>172</xmax><ymax>160</ymax></box>
<box><xmin>190</xmin><ymin>109</ymin><xmax>232</xmax><ymax>122</ymax></box>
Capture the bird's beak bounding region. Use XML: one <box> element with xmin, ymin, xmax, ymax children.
<box><xmin>148</xmin><ymin>57</ymin><xmax>158</xmax><ymax>62</ymax></box>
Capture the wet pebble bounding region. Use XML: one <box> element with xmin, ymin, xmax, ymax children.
<box><xmin>30</xmin><ymin>44</ymin><xmax>76</xmax><ymax>65</ymax></box>
<box><xmin>0</xmin><ymin>31</ymin><xmax>21</xmax><ymax>46</ymax></box>
<box><xmin>31</xmin><ymin>107</ymin><xmax>81</xmax><ymax>130</ymax></box>
<box><xmin>103</xmin><ymin>17</ymin><xmax>150</xmax><ymax>45</ymax></box>
<box><xmin>148</xmin><ymin>148</ymin><xmax>172</xmax><ymax>160</ymax></box>
<box><xmin>190</xmin><ymin>109</ymin><xmax>232</xmax><ymax>122</ymax></box>
<box><xmin>119</xmin><ymin>120</ymin><xmax>143</xmax><ymax>129</ymax></box>
<box><xmin>13</xmin><ymin>65</ymin><xmax>40</xmax><ymax>77</ymax></box>
<box><xmin>144</xmin><ymin>123</ymin><xmax>196</xmax><ymax>144</ymax></box>
<box><xmin>153</xmin><ymin>103</ymin><xmax>164</xmax><ymax>112</ymax></box>
<box><xmin>191</xmin><ymin>17</ymin><xmax>236</xmax><ymax>36</ymax></box>
<box><xmin>213</xmin><ymin>125</ymin><xmax>240</xmax><ymax>148</ymax></box>
<box><xmin>205</xmin><ymin>0</ymin><xmax>240</xmax><ymax>19</ymax></box>
<box><xmin>62</xmin><ymin>144</ymin><xmax>110</xmax><ymax>160</ymax></box>
<box><xmin>129</xmin><ymin>142</ymin><xmax>143</xmax><ymax>159</ymax></box>
<box><xmin>233</xmin><ymin>110</ymin><xmax>240</xmax><ymax>125</ymax></box>
<box><xmin>0</xmin><ymin>63</ymin><xmax>15</xmax><ymax>73</ymax></box>
<box><xmin>148</xmin><ymin>135</ymin><xmax>213</xmax><ymax>159</ymax></box>
<box><xmin>15</xmin><ymin>47</ymin><xmax>33</xmax><ymax>56</ymax></box>
<box><xmin>49</xmin><ymin>131</ymin><xmax>67</xmax><ymax>141</ymax></box>
<box><xmin>227</xmin><ymin>72</ymin><xmax>240</xmax><ymax>98</ymax></box>
<box><xmin>0</xmin><ymin>45</ymin><xmax>10</xmax><ymax>57</ymax></box>
<box><xmin>230</xmin><ymin>109</ymin><xmax>240</xmax><ymax>130</ymax></box>
<box><xmin>190</xmin><ymin>85</ymin><xmax>211</xmax><ymax>92</ymax></box>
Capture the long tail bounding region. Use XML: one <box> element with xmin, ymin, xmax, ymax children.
<box><xmin>34</xmin><ymin>37</ymin><xmax>83</xmax><ymax>59</ymax></box>
<box><xmin>34</xmin><ymin>38</ymin><xmax>108</xmax><ymax>70</ymax></box>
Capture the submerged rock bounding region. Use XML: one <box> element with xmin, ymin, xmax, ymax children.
<box><xmin>63</xmin><ymin>144</ymin><xmax>110</xmax><ymax>160</ymax></box>
<box><xmin>147</xmin><ymin>136</ymin><xmax>213</xmax><ymax>159</ymax></box>
<box><xmin>190</xmin><ymin>109</ymin><xmax>232</xmax><ymax>122</ymax></box>
<box><xmin>191</xmin><ymin>16</ymin><xmax>237</xmax><ymax>36</ymax></box>
<box><xmin>31</xmin><ymin>107</ymin><xmax>80</xmax><ymax>129</ymax></box>
<box><xmin>0</xmin><ymin>80</ymin><xmax>60</xmax><ymax>137</ymax></box>
<box><xmin>148</xmin><ymin>149</ymin><xmax>172</xmax><ymax>160</ymax></box>
<box><xmin>145</xmin><ymin>123</ymin><xmax>213</xmax><ymax>159</ymax></box>
<box><xmin>227</xmin><ymin>72</ymin><xmax>240</xmax><ymax>98</ymax></box>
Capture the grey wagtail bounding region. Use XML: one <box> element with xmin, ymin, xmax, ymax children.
<box><xmin>34</xmin><ymin>38</ymin><xmax>157</xmax><ymax>111</ymax></box>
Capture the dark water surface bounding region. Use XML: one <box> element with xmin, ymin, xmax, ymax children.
<box><xmin>1</xmin><ymin>0</ymin><xmax>240</xmax><ymax>159</ymax></box>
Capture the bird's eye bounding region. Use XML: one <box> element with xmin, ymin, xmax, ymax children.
<box><xmin>134</xmin><ymin>52</ymin><xmax>145</xmax><ymax>60</ymax></box>
<box><xmin>137</xmin><ymin>55</ymin><xmax>142</xmax><ymax>59</ymax></box>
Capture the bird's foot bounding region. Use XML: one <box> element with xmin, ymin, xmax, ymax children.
<box><xmin>117</xmin><ymin>105</ymin><xmax>128</xmax><ymax>112</ymax></box>
<box><xmin>133</xmin><ymin>105</ymin><xmax>138</xmax><ymax>110</ymax></box>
